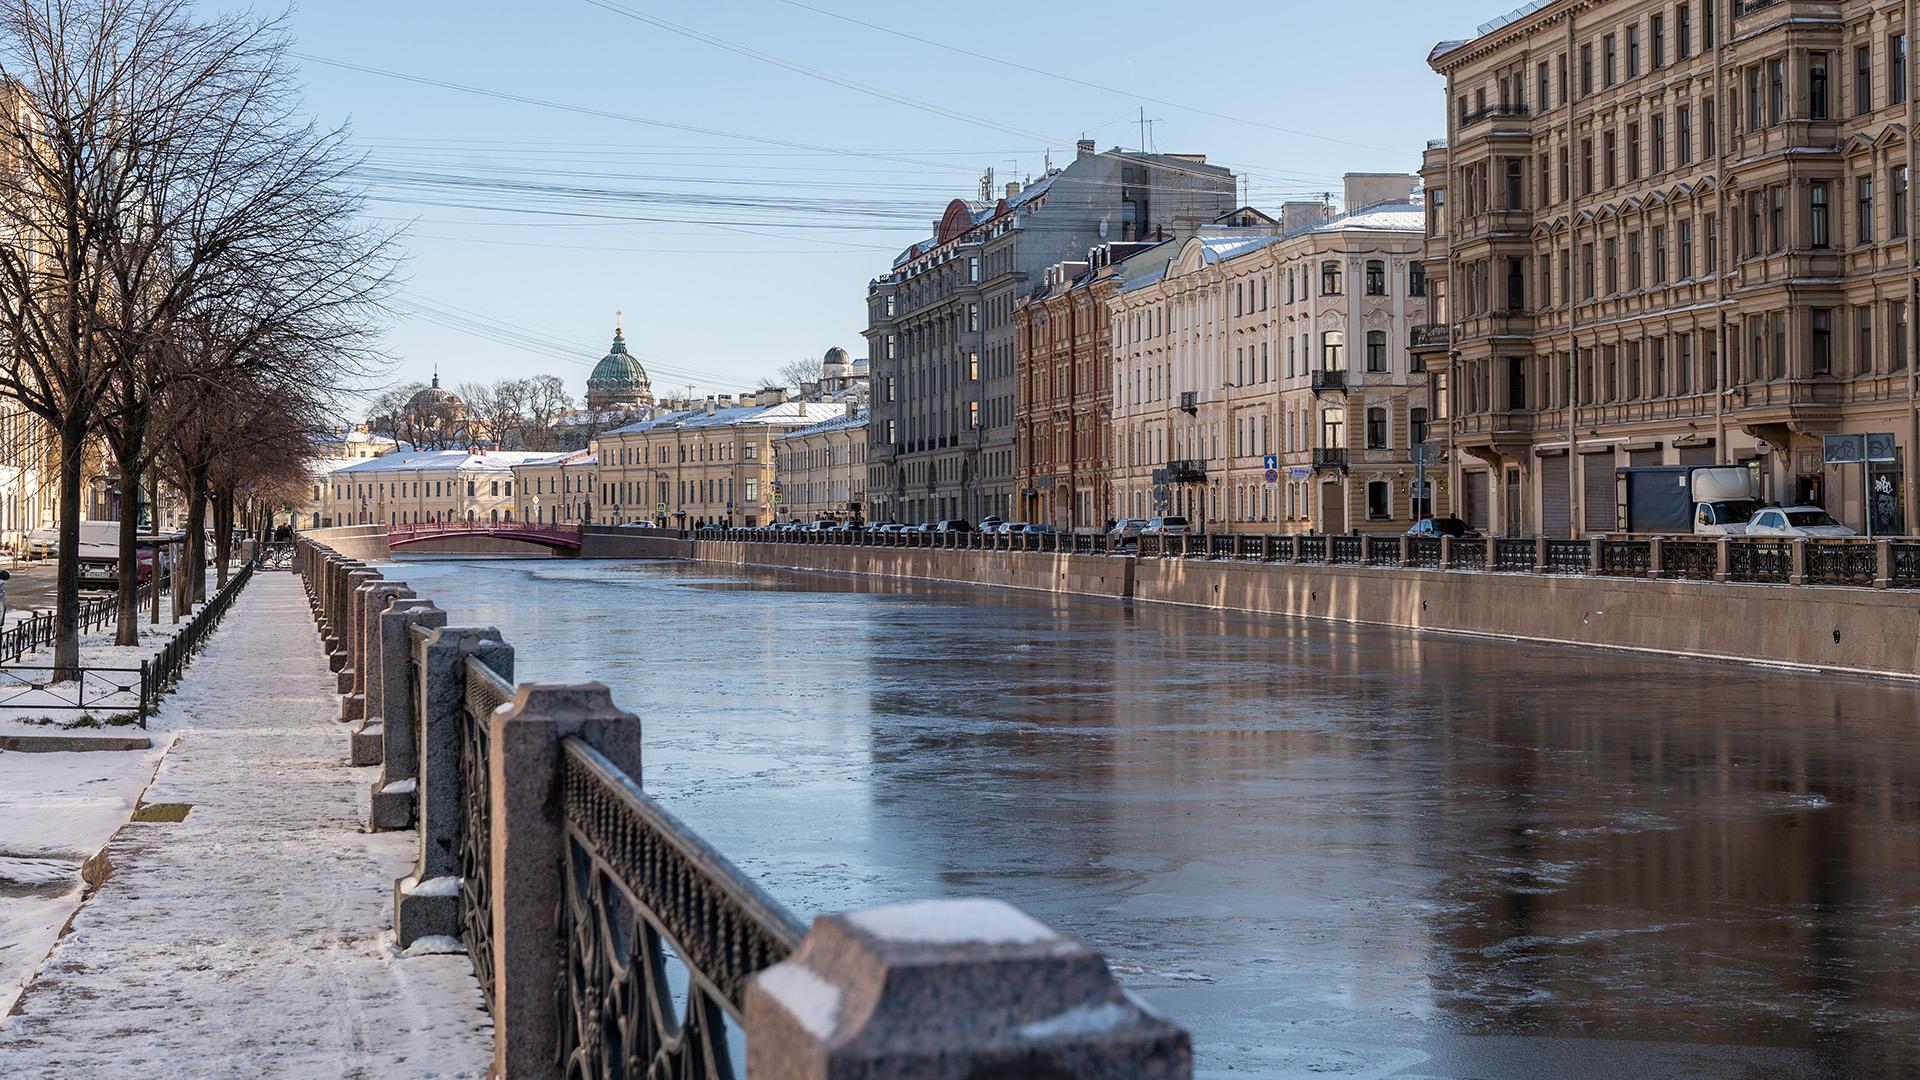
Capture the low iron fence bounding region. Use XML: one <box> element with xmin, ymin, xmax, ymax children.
<box><xmin>299</xmin><ymin>538</ymin><xmax>1188</xmax><ymax>1079</ymax></box>
<box><xmin>705</xmin><ymin>525</ymin><xmax>1920</xmax><ymax>592</ymax></box>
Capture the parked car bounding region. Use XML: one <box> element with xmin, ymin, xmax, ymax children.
<box><xmin>1405</xmin><ymin>516</ymin><xmax>1478</xmax><ymax>539</ymax></box>
<box><xmin>933</xmin><ymin>519</ymin><xmax>973</xmax><ymax>533</ymax></box>
<box><xmin>1013</xmin><ymin>523</ymin><xmax>1056</xmax><ymax>536</ymax></box>
<box><xmin>990</xmin><ymin>521</ymin><xmax>1025</xmax><ymax>535</ymax></box>
<box><xmin>1743</xmin><ymin>506</ymin><xmax>1858</xmax><ymax>538</ymax></box>
<box><xmin>1140</xmin><ymin>515</ymin><xmax>1191</xmax><ymax>536</ymax></box>
<box><xmin>978</xmin><ymin>516</ymin><xmax>1005</xmax><ymax>533</ymax></box>
<box><xmin>1107</xmin><ymin>518</ymin><xmax>1148</xmax><ymax>543</ymax></box>
<box><xmin>617</xmin><ymin>520</ymin><xmax>655</xmax><ymax>529</ymax></box>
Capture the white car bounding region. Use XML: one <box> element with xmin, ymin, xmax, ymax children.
<box><xmin>1743</xmin><ymin>506</ymin><xmax>1857</xmax><ymax>538</ymax></box>
<box><xmin>1140</xmin><ymin>515</ymin><xmax>1191</xmax><ymax>536</ymax></box>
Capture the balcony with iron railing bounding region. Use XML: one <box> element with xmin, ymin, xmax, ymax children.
<box><xmin>1409</xmin><ymin>324</ymin><xmax>1450</xmax><ymax>350</ymax></box>
<box><xmin>1178</xmin><ymin>390</ymin><xmax>1199</xmax><ymax>414</ymax></box>
<box><xmin>1311</xmin><ymin>369</ymin><xmax>1348</xmax><ymax>394</ymax></box>
<box><xmin>1458</xmin><ymin>103</ymin><xmax>1530</xmax><ymax>128</ymax></box>
<box><xmin>1167</xmin><ymin>458</ymin><xmax>1207</xmax><ymax>483</ymax></box>
<box><xmin>1312</xmin><ymin>448</ymin><xmax>1349</xmax><ymax>471</ymax></box>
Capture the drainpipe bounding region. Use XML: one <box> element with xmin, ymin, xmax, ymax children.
<box><xmin>1713</xmin><ymin>0</ymin><xmax>1729</xmax><ymax>470</ymax></box>
<box><xmin>1567</xmin><ymin>8</ymin><xmax>1583</xmax><ymax>539</ymax></box>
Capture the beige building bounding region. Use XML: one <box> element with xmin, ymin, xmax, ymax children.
<box><xmin>511</xmin><ymin>449</ymin><xmax>597</xmax><ymax>525</ymax></box>
<box><xmin>594</xmin><ymin>394</ymin><xmax>827</xmax><ymax>528</ymax></box>
<box><xmin>320</xmin><ymin>448</ymin><xmax>552</xmax><ymax>527</ymax></box>
<box><xmin>1110</xmin><ymin>176</ymin><xmax>1431</xmax><ymax>533</ymax></box>
<box><xmin>1423</xmin><ymin>0</ymin><xmax>1920</xmax><ymax>536</ymax></box>
<box><xmin>773</xmin><ymin>408</ymin><xmax>867</xmax><ymax>523</ymax></box>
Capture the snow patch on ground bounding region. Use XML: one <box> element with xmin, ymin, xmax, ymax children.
<box><xmin>0</xmin><ymin>573</ymin><xmax>492</xmax><ymax>1076</ymax></box>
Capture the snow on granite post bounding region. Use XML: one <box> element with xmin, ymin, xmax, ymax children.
<box><xmin>486</xmin><ymin>682</ymin><xmax>644</xmax><ymax>1080</ymax></box>
<box><xmin>394</xmin><ymin>624</ymin><xmax>512</xmax><ymax>947</ymax></box>
<box><xmin>744</xmin><ymin>898</ymin><xmax>1191</xmax><ymax>1080</ymax></box>
<box><xmin>369</xmin><ymin>598</ymin><xmax>447</xmax><ymax>828</ymax></box>
<box><xmin>343</xmin><ymin>578</ymin><xmax>403</xmax><ymax>725</ymax></box>
<box><xmin>349</xmin><ymin>581</ymin><xmax>415</xmax><ymax>761</ymax></box>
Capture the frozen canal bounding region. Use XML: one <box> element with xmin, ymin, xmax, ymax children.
<box><xmin>392</xmin><ymin>556</ymin><xmax>1920</xmax><ymax>1079</ymax></box>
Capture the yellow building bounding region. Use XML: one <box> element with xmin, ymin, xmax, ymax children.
<box><xmin>511</xmin><ymin>449</ymin><xmax>597</xmax><ymax>525</ymax></box>
<box><xmin>773</xmin><ymin>408</ymin><xmax>866</xmax><ymax>523</ymax></box>
<box><xmin>594</xmin><ymin>394</ymin><xmax>828</xmax><ymax>527</ymax></box>
<box><xmin>321</xmin><ymin>448</ymin><xmax>553</xmax><ymax>527</ymax></box>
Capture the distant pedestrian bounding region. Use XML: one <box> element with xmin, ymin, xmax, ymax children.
<box><xmin>0</xmin><ymin>568</ymin><xmax>12</xmax><ymax>627</ymax></box>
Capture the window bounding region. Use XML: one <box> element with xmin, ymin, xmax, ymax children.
<box><xmin>1627</xmin><ymin>25</ymin><xmax>1640</xmax><ymax>77</ymax></box>
<box><xmin>1538</xmin><ymin>61</ymin><xmax>1550</xmax><ymax>112</ymax></box>
<box><xmin>1771</xmin><ymin>185</ymin><xmax>1786</xmax><ymax>251</ymax></box>
<box><xmin>968</xmin><ymin>351</ymin><xmax>979</xmax><ymax>380</ymax></box>
<box><xmin>1747</xmin><ymin>191</ymin><xmax>1764</xmax><ymax>257</ymax></box>
<box><xmin>1812</xmin><ymin>309</ymin><xmax>1832</xmax><ymax>375</ymax></box>
<box><xmin>1857</xmin><ymin>175</ymin><xmax>1876</xmax><ymax>244</ymax></box>
<box><xmin>1409</xmin><ymin>261</ymin><xmax>1427</xmax><ymax>296</ymax></box>
<box><xmin>1747</xmin><ymin>65</ymin><xmax>1763</xmax><ymax>130</ymax></box>
<box><xmin>1810</xmin><ymin>52</ymin><xmax>1829</xmax><ymax>120</ymax></box>
<box><xmin>1365</xmin><ymin>406</ymin><xmax>1389</xmax><ymax>449</ymax></box>
<box><xmin>1857</xmin><ymin>45</ymin><xmax>1873</xmax><ymax>117</ymax></box>
<box><xmin>1628</xmin><ymin>233</ymin><xmax>1642</xmax><ymax>289</ymax></box>
<box><xmin>1651</xmin><ymin>114</ymin><xmax>1665</xmax><ymax>173</ymax></box>
<box><xmin>1581</xmin><ymin>138</ymin><xmax>1595</xmax><ymax>194</ymax></box>
<box><xmin>967</xmin><ymin>303</ymin><xmax>978</xmax><ymax>332</ymax></box>
<box><xmin>1580</xmin><ymin>43</ymin><xmax>1593</xmax><ymax>96</ymax></box>
<box><xmin>1366</xmin><ymin>330</ymin><xmax>1388</xmax><ymax>372</ymax></box>
<box><xmin>1893</xmin><ymin>300</ymin><xmax>1908</xmax><ymax>371</ymax></box>
<box><xmin>1321</xmin><ymin>407</ymin><xmax>1345</xmax><ymax>449</ymax></box>
<box><xmin>1679</xmin><ymin>219</ymin><xmax>1694</xmax><ymax>277</ymax></box>
<box><xmin>1582</xmin><ymin>242</ymin><xmax>1596</xmax><ymax>298</ymax></box>
<box><xmin>1704</xmin><ymin>98</ymin><xmax>1717</xmax><ymax>155</ymax></box>
<box><xmin>1410</xmin><ymin>407</ymin><xmax>1429</xmax><ymax>446</ymax></box>
<box><xmin>1653</xmin><ymin>225</ymin><xmax>1668</xmax><ymax>283</ymax></box>
<box><xmin>1604</xmin><ymin>34</ymin><xmax>1617</xmax><ymax>86</ymax></box>
<box><xmin>1895</xmin><ymin>35</ymin><xmax>1909</xmax><ymax>107</ymax></box>
<box><xmin>1651</xmin><ymin>14</ymin><xmax>1665</xmax><ymax>68</ymax></box>
<box><xmin>1857</xmin><ymin>306</ymin><xmax>1874</xmax><ymax>374</ymax></box>
<box><xmin>1768</xmin><ymin>57</ymin><xmax>1785</xmax><ymax>125</ymax></box>
<box><xmin>1365</xmin><ymin>259</ymin><xmax>1386</xmax><ymax>295</ymax></box>
<box><xmin>1677</xmin><ymin>4</ymin><xmax>1691</xmax><ymax>59</ymax></box>
<box><xmin>1677</xmin><ymin>106</ymin><xmax>1692</xmax><ymax>166</ymax></box>
<box><xmin>1603</xmin><ymin>130</ymin><xmax>1618</xmax><ymax>188</ymax></box>
<box><xmin>1366</xmin><ymin>480</ymin><xmax>1391</xmax><ymax>521</ymax></box>
<box><xmin>1626</xmin><ymin>123</ymin><xmax>1641</xmax><ymax>181</ymax></box>
<box><xmin>968</xmin><ymin>256</ymin><xmax>980</xmax><ymax>282</ymax></box>
<box><xmin>1604</xmin><ymin>237</ymin><xmax>1618</xmax><ymax>293</ymax></box>
<box><xmin>1321</xmin><ymin>260</ymin><xmax>1343</xmax><ymax>294</ymax></box>
<box><xmin>1810</xmin><ymin>182</ymin><xmax>1830</xmax><ymax>247</ymax></box>
<box><xmin>1894</xmin><ymin>166</ymin><xmax>1909</xmax><ymax>238</ymax></box>
<box><xmin>1321</xmin><ymin>330</ymin><xmax>1346</xmax><ymax>370</ymax></box>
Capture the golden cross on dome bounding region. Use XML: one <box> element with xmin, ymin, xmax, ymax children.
<box><xmin>615</xmin><ymin>308</ymin><xmax>623</xmax><ymax>334</ymax></box>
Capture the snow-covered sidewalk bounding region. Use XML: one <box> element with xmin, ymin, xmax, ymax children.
<box><xmin>0</xmin><ymin>571</ymin><xmax>492</xmax><ymax>1078</ymax></box>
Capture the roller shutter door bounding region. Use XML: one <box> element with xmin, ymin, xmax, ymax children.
<box><xmin>1540</xmin><ymin>455</ymin><xmax>1571</xmax><ymax>535</ymax></box>
<box><xmin>1583</xmin><ymin>452</ymin><xmax>1617</xmax><ymax>533</ymax></box>
<box><xmin>1678</xmin><ymin>444</ymin><xmax>1717</xmax><ymax>466</ymax></box>
<box><xmin>1463</xmin><ymin>471</ymin><xmax>1491</xmax><ymax>531</ymax></box>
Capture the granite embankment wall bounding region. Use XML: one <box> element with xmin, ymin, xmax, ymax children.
<box><xmin>692</xmin><ymin>539</ymin><xmax>1920</xmax><ymax>680</ymax></box>
<box><xmin>302</xmin><ymin>524</ymin><xmax>390</xmax><ymax>561</ymax></box>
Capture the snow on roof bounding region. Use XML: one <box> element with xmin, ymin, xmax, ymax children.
<box><xmin>508</xmin><ymin>448</ymin><xmax>597</xmax><ymax>470</ymax></box>
<box><xmin>778</xmin><ymin>410</ymin><xmax>865</xmax><ymax>441</ymax></box>
<box><xmin>1313</xmin><ymin>201</ymin><xmax>1424</xmax><ymax>233</ymax></box>
<box><xmin>603</xmin><ymin>400</ymin><xmax>833</xmax><ymax>438</ymax></box>
<box><xmin>331</xmin><ymin>448</ymin><xmax>553</xmax><ymax>475</ymax></box>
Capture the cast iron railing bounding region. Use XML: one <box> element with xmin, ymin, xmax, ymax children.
<box><xmin>1451</xmin><ymin>536</ymin><xmax>1488</xmax><ymax>568</ymax></box>
<box><xmin>559</xmin><ymin>738</ymin><xmax>807</xmax><ymax>1077</ymax></box>
<box><xmin>1805</xmin><ymin>540</ymin><xmax>1876</xmax><ymax>587</ymax></box>
<box><xmin>1660</xmin><ymin>539</ymin><xmax>1717</xmax><ymax>580</ymax></box>
<box><xmin>1365</xmin><ymin>536</ymin><xmax>1400</xmax><ymax>565</ymax></box>
<box><xmin>1727</xmin><ymin>539</ymin><xmax>1791</xmax><ymax>583</ymax></box>
<box><xmin>1407</xmin><ymin>537</ymin><xmax>1442</xmax><ymax>568</ymax></box>
<box><xmin>460</xmin><ymin>654</ymin><xmax>512</xmax><ymax>1001</ymax></box>
<box><xmin>1298</xmin><ymin>535</ymin><xmax>1327</xmax><ymax>562</ymax></box>
<box><xmin>1893</xmin><ymin>542</ymin><xmax>1920</xmax><ymax>588</ymax></box>
<box><xmin>1597</xmin><ymin>539</ymin><xmax>1651</xmax><ymax>577</ymax></box>
<box><xmin>1493</xmin><ymin>538</ymin><xmax>1534</xmax><ymax>571</ymax></box>
<box><xmin>146</xmin><ymin>561</ymin><xmax>254</xmax><ymax>725</ymax></box>
<box><xmin>1330</xmin><ymin>535</ymin><xmax>1364</xmax><ymax>565</ymax></box>
<box><xmin>1542</xmin><ymin>539</ymin><xmax>1590</xmax><ymax>574</ymax></box>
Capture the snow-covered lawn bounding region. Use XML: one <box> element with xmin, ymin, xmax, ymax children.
<box><xmin>0</xmin><ymin>743</ymin><xmax>168</xmax><ymax>1015</ymax></box>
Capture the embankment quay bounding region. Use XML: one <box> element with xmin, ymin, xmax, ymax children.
<box><xmin>339</xmin><ymin>522</ymin><xmax>1920</xmax><ymax>679</ymax></box>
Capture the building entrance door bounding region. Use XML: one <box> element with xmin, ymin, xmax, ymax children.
<box><xmin>1318</xmin><ymin>480</ymin><xmax>1345</xmax><ymax>533</ymax></box>
<box><xmin>1504</xmin><ymin>468</ymin><xmax>1522</xmax><ymax>537</ymax></box>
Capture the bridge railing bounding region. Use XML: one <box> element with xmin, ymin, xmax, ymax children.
<box><xmin>704</xmin><ymin>526</ymin><xmax>1920</xmax><ymax>591</ymax></box>
<box><xmin>297</xmin><ymin>537</ymin><xmax>1190</xmax><ymax>1080</ymax></box>
<box><xmin>388</xmin><ymin>521</ymin><xmax>585</xmax><ymax>546</ymax></box>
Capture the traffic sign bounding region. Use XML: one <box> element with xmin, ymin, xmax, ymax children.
<box><xmin>656</xmin><ymin>502</ymin><xmax>667</xmax><ymax>514</ymax></box>
<box><xmin>1263</xmin><ymin>468</ymin><xmax>1279</xmax><ymax>485</ymax></box>
<box><xmin>1262</xmin><ymin>454</ymin><xmax>1278</xmax><ymax>470</ymax></box>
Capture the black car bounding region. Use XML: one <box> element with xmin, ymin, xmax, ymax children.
<box><xmin>933</xmin><ymin>519</ymin><xmax>974</xmax><ymax>533</ymax></box>
<box><xmin>1405</xmin><ymin>516</ymin><xmax>1477</xmax><ymax>539</ymax></box>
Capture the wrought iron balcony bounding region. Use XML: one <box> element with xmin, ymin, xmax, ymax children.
<box><xmin>1167</xmin><ymin>458</ymin><xmax>1207</xmax><ymax>483</ymax></box>
<box><xmin>1409</xmin><ymin>324</ymin><xmax>1450</xmax><ymax>349</ymax></box>
<box><xmin>1311</xmin><ymin>369</ymin><xmax>1348</xmax><ymax>394</ymax></box>
<box><xmin>1178</xmin><ymin>390</ymin><xmax>1198</xmax><ymax>414</ymax></box>
<box><xmin>1459</xmin><ymin>103</ymin><xmax>1530</xmax><ymax>127</ymax></box>
<box><xmin>1312</xmin><ymin>448</ymin><xmax>1348</xmax><ymax>471</ymax></box>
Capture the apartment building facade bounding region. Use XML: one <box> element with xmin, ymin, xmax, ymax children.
<box><xmin>593</xmin><ymin>396</ymin><xmax>826</xmax><ymax>528</ymax></box>
<box><xmin>772</xmin><ymin>408</ymin><xmax>867</xmax><ymax>523</ymax></box>
<box><xmin>865</xmin><ymin>141</ymin><xmax>1236</xmax><ymax>526</ymax></box>
<box><xmin>1422</xmin><ymin>0</ymin><xmax>1919</xmax><ymax>536</ymax></box>
<box><xmin>510</xmin><ymin>449</ymin><xmax>598</xmax><ymax>525</ymax></box>
<box><xmin>1110</xmin><ymin>178</ymin><xmax>1432</xmax><ymax>534</ymax></box>
<box><xmin>320</xmin><ymin>449</ymin><xmax>550</xmax><ymax>527</ymax></box>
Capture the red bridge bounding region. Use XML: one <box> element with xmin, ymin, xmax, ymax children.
<box><xmin>388</xmin><ymin>521</ymin><xmax>584</xmax><ymax>552</ymax></box>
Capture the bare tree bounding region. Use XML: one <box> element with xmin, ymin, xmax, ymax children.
<box><xmin>0</xmin><ymin>0</ymin><xmax>393</xmax><ymax>669</ymax></box>
<box><xmin>767</xmin><ymin>358</ymin><xmax>820</xmax><ymax>395</ymax></box>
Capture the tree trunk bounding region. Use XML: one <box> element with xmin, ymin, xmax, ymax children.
<box><xmin>52</xmin><ymin>421</ymin><xmax>85</xmax><ymax>680</ymax></box>
<box><xmin>150</xmin><ymin>472</ymin><xmax>161</xmax><ymax>626</ymax></box>
<box><xmin>112</xmin><ymin>434</ymin><xmax>145</xmax><ymax>646</ymax></box>
<box><xmin>213</xmin><ymin>485</ymin><xmax>232</xmax><ymax>587</ymax></box>
<box><xmin>185</xmin><ymin>464</ymin><xmax>209</xmax><ymax>607</ymax></box>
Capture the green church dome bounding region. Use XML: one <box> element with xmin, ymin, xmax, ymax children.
<box><xmin>589</xmin><ymin>327</ymin><xmax>650</xmax><ymax>393</ymax></box>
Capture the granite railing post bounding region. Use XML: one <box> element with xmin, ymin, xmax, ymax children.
<box><xmin>1398</xmin><ymin>535</ymin><xmax>1411</xmax><ymax>567</ymax></box>
<box><xmin>350</xmin><ymin>581</ymin><xmax>416</xmax><ymax>762</ymax></box>
<box><xmin>1587</xmin><ymin>536</ymin><xmax>1603</xmax><ymax>575</ymax></box>
<box><xmin>1532</xmin><ymin>536</ymin><xmax>1547</xmax><ymax>574</ymax></box>
<box><xmin>1439</xmin><ymin>536</ymin><xmax>1453</xmax><ymax>568</ymax></box>
<box><xmin>344</xmin><ymin>576</ymin><xmax>400</xmax><ymax>725</ymax></box>
<box><xmin>336</xmin><ymin>568</ymin><xmax>379</xmax><ymax>691</ymax></box>
<box><xmin>744</xmin><ymin>897</ymin><xmax>1192</xmax><ymax>1080</ymax></box>
<box><xmin>1322</xmin><ymin>534</ymin><xmax>1335</xmax><ymax>566</ymax></box>
<box><xmin>394</xmin><ymin>624</ymin><xmax>512</xmax><ymax>947</ymax></box>
<box><xmin>369</xmin><ymin>599</ymin><xmax>447</xmax><ymax>826</ymax></box>
<box><xmin>487</xmin><ymin>682</ymin><xmax>644</xmax><ymax>1080</ymax></box>
<box><xmin>1875</xmin><ymin>538</ymin><xmax>1893</xmax><ymax>589</ymax></box>
<box><xmin>1484</xmin><ymin>533</ymin><xmax>1497</xmax><ymax>571</ymax></box>
<box><xmin>1714</xmin><ymin>537</ymin><xmax>1732</xmax><ymax>583</ymax></box>
<box><xmin>1789</xmin><ymin>539</ymin><xmax>1809</xmax><ymax>586</ymax></box>
<box><xmin>1648</xmin><ymin>536</ymin><xmax>1665</xmax><ymax>578</ymax></box>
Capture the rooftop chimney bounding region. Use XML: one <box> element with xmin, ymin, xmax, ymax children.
<box><xmin>1342</xmin><ymin>172</ymin><xmax>1419</xmax><ymax>213</ymax></box>
<box><xmin>704</xmin><ymin>397</ymin><xmax>716</xmax><ymax>416</ymax></box>
<box><xmin>1076</xmin><ymin>138</ymin><xmax>1096</xmax><ymax>159</ymax></box>
<box><xmin>1005</xmin><ymin>180</ymin><xmax>1022</xmax><ymax>199</ymax></box>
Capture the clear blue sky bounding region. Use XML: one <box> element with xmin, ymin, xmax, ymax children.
<box><xmin>284</xmin><ymin>0</ymin><xmax>1471</xmax><ymax>412</ymax></box>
